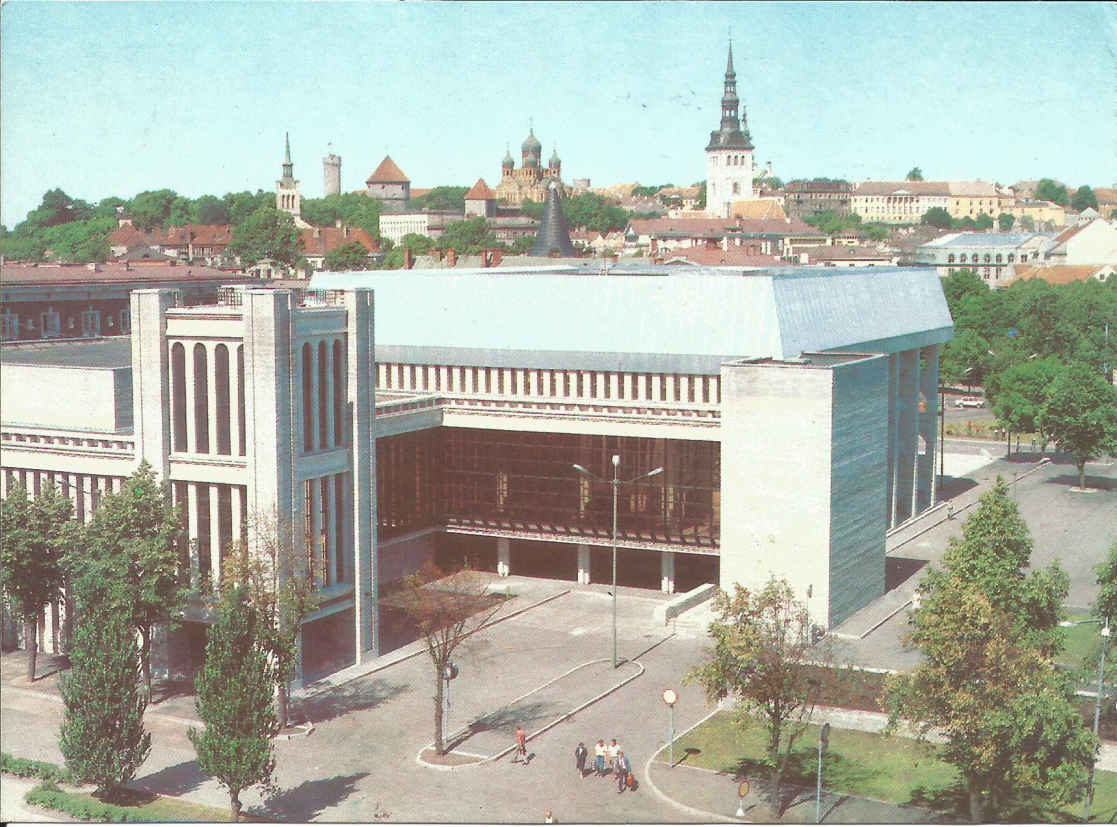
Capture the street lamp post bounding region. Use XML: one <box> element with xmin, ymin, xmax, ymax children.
<box><xmin>662</xmin><ymin>688</ymin><xmax>678</xmax><ymax>767</ymax></box>
<box><xmin>573</xmin><ymin>456</ymin><xmax>663</xmax><ymax>669</ymax></box>
<box><xmin>1061</xmin><ymin>616</ymin><xmax>1111</xmax><ymax>823</ymax></box>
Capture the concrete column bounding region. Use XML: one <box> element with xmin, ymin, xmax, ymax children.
<box><xmin>660</xmin><ymin>551</ymin><xmax>675</xmax><ymax>594</ymax></box>
<box><xmin>210</xmin><ymin>483</ymin><xmax>222</xmax><ymax>586</ymax></box>
<box><xmin>309</xmin><ymin>341</ymin><xmax>320</xmax><ymax>451</ymax></box>
<box><xmin>567</xmin><ymin>371</ymin><xmax>577</xmax><ymax>398</ymax></box>
<box><xmin>324</xmin><ymin>343</ymin><xmax>336</xmax><ymax>450</ymax></box>
<box><xmin>0</xmin><ymin>469</ymin><xmax>8</xmax><ymax>499</ymax></box>
<box><xmin>666</xmin><ymin>374</ymin><xmax>676</xmax><ymax>402</ymax></box>
<box><xmin>309</xmin><ymin>476</ymin><xmax>323</xmax><ymax>586</ymax></box>
<box><xmin>111</xmin><ymin>477</ymin><xmax>123</xmax><ymax>494</ymax></box>
<box><xmin>894</xmin><ymin>349</ymin><xmax>919</xmax><ymax>525</ymax></box>
<box><xmin>187</xmin><ymin>483</ymin><xmax>200</xmax><ymax>588</ymax></box>
<box><xmin>184</xmin><ymin>340</ymin><xmax>198</xmax><ymax>454</ymax></box>
<box><xmin>886</xmin><ymin>354</ymin><xmax>900</xmax><ymax>528</ymax></box>
<box><xmin>231</xmin><ymin>347</ymin><xmax>243</xmax><ymax>457</ymax></box>
<box><xmin>207</xmin><ymin>343</ymin><xmax>219</xmax><ymax>457</ymax></box>
<box><xmin>231</xmin><ymin>484</ymin><xmax>244</xmax><ymax>551</ymax></box>
<box><xmin>496</xmin><ymin>538</ymin><xmax>511</xmax><ymax>577</ymax></box>
<box><xmin>326</xmin><ymin>474</ymin><xmax>337</xmax><ymax>586</ymax></box>
<box><xmin>609</xmin><ymin>373</ymin><xmax>620</xmax><ymax>400</ymax></box>
<box><xmin>130</xmin><ymin>290</ymin><xmax>174</xmax><ymax>477</ymax></box>
<box><xmin>577</xmin><ymin>544</ymin><xmax>591</xmax><ymax>584</ymax></box>
<box><xmin>917</xmin><ymin>345</ymin><xmax>939</xmax><ymax>512</ymax></box>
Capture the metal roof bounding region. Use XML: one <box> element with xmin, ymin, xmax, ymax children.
<box><xmin>311</xmin><ymin>265</ymin><xmax>952</xmax><ymax>365</ymax></box>
<box><xmin>0</xmin><ymin>338</ymin><xmax>132</xmax><ymax>369</ymax></box>
<box><xmin>921</xmin><ymin>232</ymin><xmax>1038</xmax><ymax>248</ymax></box>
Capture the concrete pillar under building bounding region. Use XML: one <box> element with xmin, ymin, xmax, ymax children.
<box><xmin>661</xmin><ymin>551</ymin><xmax>675</xmax><ymax>594</ymax></box>
<box><xmin>886</xmin><ymin>354</ymin><xmax>899</xmax><ymax>528</ymax></box>
<box><xmin>496</xmin><ymin>538</ymin><xmax>511</xmax><ymax>577</ymax></box>
<box><xmin>577</xmin><ymin>544</ymin><xmax>591</xmax><ymax>584</ymax></box>
<box><xmin>187</xmin><ymin>482</ymin><xmax>200</xmax><ymax>588</ymax></box>
<box><xmin>207</xmin><ymin>344</ymin><xmax>219</xmax><ymax>458</ymax></box>
<box><xmin>917</xmin><ymin>345</ymin><xmax>939</xmax><ymax>512</ymax></box>
<box><xmin>892</xmin><ymin>350</ymin><xmax>919</xmax><ymax>526</ymax></box>
<box><xmin>185</xmin><ymin>341</ymin><xmax>198</xmax><ymax>454</ymax></box>
<box><xmin>209</xmin><ymin>483</ymin><xmax>222</xmax><ymax>586</ymax></box>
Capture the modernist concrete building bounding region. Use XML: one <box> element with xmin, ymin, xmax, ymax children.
<box><xmin>0</xmin><ymin>264</ymin><xmax>951</xmax><ymax>678</ymax></box>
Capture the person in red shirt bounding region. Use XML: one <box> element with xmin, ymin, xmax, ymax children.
<box><xmin>514</xmin><ymin>724</ymin><xmax>527</xmax><ymax>764</ymax></box>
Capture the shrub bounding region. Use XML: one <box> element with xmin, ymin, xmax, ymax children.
<box><xmin>1</xmin><ymin>752</ymin><xmax>72</xmax><ymax>783</ymax></box>
<box><xmin>25</xmin><ymin>781</ymin><xmax>140</xmax><ymax>821</ymax></box>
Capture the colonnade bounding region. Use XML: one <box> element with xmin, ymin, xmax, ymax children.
<box><xmin>170</xmin><ymin>340</ymin><xmax>245</xmax><ymax>456</ymax></box>
<box><xmin>887</xmin><ymin>344</ymin><xmax>939</xmax><ymax>528</ymax></box>
<box><xmin>495</xmin><ymin>538</ymin><xmax>679</xmax><ymax>594</ymax></box>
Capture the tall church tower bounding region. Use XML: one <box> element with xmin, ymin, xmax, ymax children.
<box><xmin>705</xmin><ymin>42</ymin><xmax>755</xmax><ymax>218</ymax></box>
<box><xmin>276</xmin><ymin>132</ymin><xmax>302</xmax><ymax>218</ymax></box>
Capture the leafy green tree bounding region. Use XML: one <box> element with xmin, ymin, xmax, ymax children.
<box><xmin>1019</xmin><ymin>214</ymin><xmax>1036</xmax><ymax>232</ymax></box>
<box><xmin>952</xmin><ymin>215</ymin><xmax>977</xmax><ymax>231</ymax></box>
<box><xmin>193</xmin><ymin>195</ymin><xmax>230</xmax><ymax>226</ymax></box>
<box><xmin>190</xmin><ymin>586</ymin><xmax>277</xmax><ymax>822</ymax></box>
<box><xmin>906</xmin><ymin>167</ymin><xmax>924</xmax><ymax>181</ymax></box>
<box><xmin>59</xmin><ymin>586</ymin><xmax>150</xmax><ymax>800</ymax></box>
<box><xmin>1071</xmin><ymin>185</ymin><xmax>1098</xmax><ymax>213</ymax></box>
<box><xmin>885</xmin><ymin>480</ymin><xmax>1091</xmax><ymax>821</ymax></box>
<box><xmin>1093</xmin><ymin>542</ymin><xmax>1117</xmax><ymax>623</ymax></box>
<box><xmin>1</xmin><ymin>483</ymin><xmax>74</xmax><ymax>680</ymax></box>
<box><xmin>220</xmin><ymin>511</ymin><xmax>319</xmax><ymax>729</ymax></box>
<box><xmin>997</xmin><ymin>213</ymin><xmax>1016</xmax><ymax>231</ymax></box>
<box><xmin>20</xmin><ymin>188</ymin><xmax>93</xmax><ymax>230</ymax></box>
<box><xmin>1040</xmin><ymin>362</ymin><xmax>1117</xmax><ymax>489</ymax></box>
<box><xmin>322</xmin><ymin>241</ymin><xmax>373</xmax><ymax>271</ymax></box>
<box><xmin>79</xmin><ymin>462</ymin><xmax>185</xmax><ymax>697</ymax></box>
<box><xmin>686</xmin><ymin>577</ymin><xmax>827</xmax><ymax>817</ymax></box>
<box><xmin>695</xmin><ymin>180</ymin><xmax>707</xmax><ymax>209</ymax></box>
<box><xmin>410</xmin><ymin>186</ymin><xmax>469</xmax><ymax>212</ymax></box>
<box><xmin>1035</xmin><ymin>178</ymin><xmax>1069</xmax><ymax>207</ymax></box>
<box><xmin>921</xmin><ymin>207</ymin><xmax>952</xmax><ymax>229</ymax></box>
<box><xmin>987</xmin><ymin>357</ymin><xmax>1063</xmax><ymax>452</ymax></box>
<box><xmin>128</xmin><ymin>189</ymin><xmax>181</xmax><ymax>231</ymax></box>
<box><xmin>0</xmin><ymin>234</ymin><xmax>46</xmax><ymax>262</ymax></box>
<box><xmin>941</xmin><ymin>328</ymin><xmax>993</xmax><ymax>388</ymax></box>
<box><xmin>229</xmin><ymin>206</ymin><xmax>302</xmax><ymax>267</ymax></box>
<box><xmin>974</xmin><ymin>213</ymin><xmax>995</xmax><ymax>231</ymax></box>
<box><xmin>299</xmin><ymin>192</ymin><xmax>383</xmax><ymax>240</ymax></box>
<box><xmin>803</xmin><ymin>210</ymin><xmax>864</xmax><ymax>236</ymax></box>
<box><xmin>434</xmin><ymin>217</ymin><xmax>501</xmax><ymax>255</ymax></box>
<box><xmin>223</xmin><ymin>190</ymin><xmax>275</xmax><ymax>226</ymax></box>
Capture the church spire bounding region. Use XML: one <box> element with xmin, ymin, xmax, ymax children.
<box><xmin>282</xmin><ymin>132</ymin><xmax>294</xmax><ymax>181</ymax></box>
<box><xmin>727</xmin><ymin>39</ymin><xmax>735</xmax><ymax>77</ymax></box>
<box><xmin>706</xmin><ymin>40</ymin><xmax>753</xmax><ymax>152</ymax></box>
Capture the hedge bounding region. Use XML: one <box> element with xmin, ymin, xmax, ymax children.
<box><xmin>0</xmin><ymin>752</ymin><xmax>72</xmax><ymax>784</ymax></box>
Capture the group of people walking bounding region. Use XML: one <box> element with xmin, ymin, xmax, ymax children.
<box><xmin>574</xmin><ymin>739</ymin><xmax>635</xmax><ymax>793</ymax></box>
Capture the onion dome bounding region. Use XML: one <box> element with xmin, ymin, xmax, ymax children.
<box><xmin>549</xmin><ymin>146</ymin><xmax>561</xmax><ymax>168</ymax></box>
<box><xmin>502</xmin><ymin>147</ymin><xmax>514</xmax><ymax>168</ymax></box>
<box><xmin>521</xmin><ymin>127</ymin><xmax>542</xmax><ymax>155</ymax></box>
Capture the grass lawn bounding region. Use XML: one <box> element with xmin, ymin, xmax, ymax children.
<box><xmin>670</xmin><ymin>712</ymin><xmax>1117</xmax><ymax>822</ymax></box>
<box><xmin>25</xmin><ymin>782</ymin><xmax>265</xmax><ymax>822</ymax></box>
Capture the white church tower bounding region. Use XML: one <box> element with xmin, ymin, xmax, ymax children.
<box><xmin>276</xmin><ymin>132</ymin><xmax>302</xmax><ymax>218</ymax></box>
<box><xmin>705</xmin><ymin>42</ymin><xmax>755</xmax><ymax>218</ymax></box>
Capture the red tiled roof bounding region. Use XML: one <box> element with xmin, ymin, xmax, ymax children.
<box><xmin>1008</xmin><ymin>265</ymin><xmax>1108</xmax><ymax>285</ymax></box>
<box><xmin>1053</xmin><ymin>224</ymin><xmax>1085</xmax><ymax>245</ymax></box>
<box><xmin>1</xmin><ymin>262</ymin><xmax>246</xmax><ymax>286</ymax></box>
<box><xmin>856</xmin><ymin>181</ymin><xmax>950</xmax><ymax>196</ymax></box>
<box><xmin>158</xmin><ymin>225</ymin><xmax>232</xmax><ymax>247</ymax></box>
<box><xmin>465</xmin><ymin>178</ymin><xmax>496</xmax><ymax>200</ymax></box>
<box><xmin>298</xmin><ymin>226</ymin><xmax>379</xmax><ymax>257</ymax></box>
<box><xmin>366</xmin><ymin>155</ymin><xmax>409</xmax><ymax>184</ymax></box>
<box><xmin>108</xmin><ymin>224</ymin><xmax>155</xmax><ymax>246</ymax></box>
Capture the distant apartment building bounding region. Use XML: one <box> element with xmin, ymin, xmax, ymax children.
<box><xmin>1001</xmin><ymin>199</ymin><xmax>1066</xmax><ymax>229</ymax></box>
<box><xmin>852</xmin><ymin>181</ymin><xmax>1007</xmax><ymax>224</ymax></box>
<box><xmin>783</xmin><ymin>180</ymin><xmax>853</xmax><ymax>220</ymax></box>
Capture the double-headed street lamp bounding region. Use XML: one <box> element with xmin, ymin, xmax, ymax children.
<box><xmin>573</xmin><ymin>455</ymin><xmax>663</xmax><ymax>669</ymax></box>
<box><xmin>1060</xmin><ymin>615</ymin><xmax>1111</xmax><ymax>823</ymax></box>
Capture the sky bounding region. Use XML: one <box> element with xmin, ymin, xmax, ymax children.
<box><xmin>1</xmin><ymin>1</ymin><xmax>1114</xmax><ymax>226</ymax></box>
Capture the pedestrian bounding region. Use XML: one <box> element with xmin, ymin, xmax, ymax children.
<box><xmin>594</xmin><ymin>739</ymin><xmax>606</xmax><ymax>776</ymax></box>
<box><xmin>615</xmin><ymin>751</ymin><xmax>631</xmax><ymax>794</ymax></box>
<box><xmin>606</xmin><ymin>738</ymin><xmax>620</xmax><ymax>773</ymax></box>
<box><xmin>544</xmin><ymin>809</ymin><xmax>555</xmax><ymax>824</ymax></box>
<box><xmin>514</xmin><ymin>724</ymin><xmax>527</xmax><ymax>764</ymax></box>
<box><xmin>574</xmin><ymin>741</ymin><xmax>588</xmax><ymax>778</ymax></box>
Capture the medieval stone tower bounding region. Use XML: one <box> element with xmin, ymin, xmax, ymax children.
<box><xmin>323</xmin><ymin>149</ymin><xmax>341</xmax><ymax>197</ymax></box>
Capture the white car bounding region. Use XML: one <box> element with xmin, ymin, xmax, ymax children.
<box><xmin>953</xmin><ymin>396</ymin><xmax>985</xmax><ymax>408</ymax></box>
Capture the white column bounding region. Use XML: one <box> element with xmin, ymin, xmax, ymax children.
<box><xmin>496</xmin><ymin>538</ymin><xmax>511</xmax><ymax>577</ymax></box>
<box><xmin>577</xmin><ymin>544</ymin><xmax>591</xmax><ymax>585</ymax></box>
<box><xmin>325</xmin><ymin>474</ymin><xmax>337</xmax><ymax>586</ymax></box>
<box><xmin>609</xmin><ymin>373</ymin><xmax>620</xmax><ymax>399</ymax></box>
<box><xmin>231</xmin><ymin>349</ymin><xmax>243</xmax><ymax>457</ymax></box>
<box><xmin>660</xmin><ymin>551</ymin><xmax>676</xmax><ymax>594</ymax></box>
<box><xmin>187</xmin><ymin>483</ymin><xmax>200</xmax><ymax>588</ymax></box>
<box><xmin>231</xmin><ymin>484</ymin><xmax>244</xmax><ymax>551</ymax></box>
<box><xmin>67</xmin><ymin>474</ymin><xmax>80</xmax><ymax>514</ymax></box>
<box><xmin>209</xmin><ymin>484</ymin><xmax>222</xmax><ymax>586</ymax></box>
<box><xmin>309</xmin><ymin>342</ymin><xmax>321</xmax><ymax>451</ymax></box>
<box><xmin>310</xmin><ymin>477</ymin><xmax>323</xmax><ymax>586</ymax></box>
<box><xmin>207</xmin><ymin>343</ymin><xmax>219</xmax><ymax>456</ymax></box>
<box><xmin>184</xmin><ymin>341</ymin><xmax>198</xmax><ymax>453</ymax></box>
<box><xmin>622</xmin><ymin>374</ymin><xmax>633</xmax><ymax>400</ymax></box>
<box><xmin>111</xmin><ymin>477</ymin><xmax>122</xmax><ymax>494</ymax></box>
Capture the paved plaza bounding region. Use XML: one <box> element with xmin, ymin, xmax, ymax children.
<box><xmin>2</xmin><ymin>442</ymin><xmax>1115</xmax><ymax>823</ymax></box>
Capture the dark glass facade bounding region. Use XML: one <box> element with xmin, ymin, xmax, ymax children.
<box><xmin>376</xmin><ymin>428</ymin><xmax>719</xmax><ymax>547</ymax></box>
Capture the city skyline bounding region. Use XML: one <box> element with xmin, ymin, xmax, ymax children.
<box><xmin>1</xmin><ymin>1</ymin><xmax>1114</xmax><ymax>226</ymax></box>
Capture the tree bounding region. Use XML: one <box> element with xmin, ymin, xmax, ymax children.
<box><xmin>1</xmin><ymin>483</ymin><xmax>73</xmax><ymax>680</ymax></box>
<box><xmin>997</xmin><ymin>213</ymin><xmax>1016</xmax><ymax>231</ymax></box>
<box><xmin>220</xmin><ymin>511</ymin><xmax>319</xmax><ymax>729</ymax></box>
<box><xmin>921</xmin><ymin>207</ymin><xmax>952</xmax><ymax>229</ymax></box>
<box><xmin>988</xmin><ymin>357</ymin><xmax>1063</xmax><ymax>453</ymax></box>
<box><xmin>434</xmin><ymin>217</ymin><xmax>501</xmax><ymax>255</ymax></box>
<box><xmin>1071</xmin><ymin>185</ymin><xmax>1098</xmax><ymax>213</ymax></box>
<box><xmin>941</xmin><ymin>328</ymin><xmax>993</xmax><ymax>389</ymax></box>
<box><xmin>79</xmin><ymin>462</ymin><xmax>185</xmax><ymax>697</ymax></box>
<box><xmin>686</xmin><ymin>577</ymin><xmax>826</xmax><ymax>816</ymax></box>
<box><xmin>1040</xmin><ymin>362</ymin><xmax>1117</xmax><ymax>489</ymax></box>
<box><xmin>885</xmin><ymin>480</ymin><xmax>1092</xmax><ymax>821</ymax></box>
<box><xmin>906</xmin><ymin>167</ymin><xmax>924</xmax><ymax>181</ymax></box>
<box><xmin>193</xmin><ymin>195</ymin><xmax>230</xmax><ymax>226</ymax></box>
<box><xmin>1094</xmin><ymin>542</ymin><xmax>1117</xmax><ymax>623</ymax></box>
<box><xmin>223</xmin><ymin>190</ymin><xmax>275</xmax><ymax>226</ymax></box>
<box><xmin>974</xmin><ymin>213</ymin><xmax>995</xmax><ymax>231</ymax></box>
<box><xmin>322</xmin><ymin>241</ymin><xmax>373</xmax><ymax>271</ymax></box>
<box><xmin>59</xmin><ymin>586</ymin><xmax>150</xmax><ymax>800</ymax></box>
<box><xmin>1035</xmin><ymin>178</ymin><xmax>1069</xmax><ymax>207</ymax></box>
<box><xmin>128</xmin><ymin>189</ymin><xmax>181</xmax><ymax>231</ymax></box>
<box><xmin>394</xmin><ymin>562</ymin><xmax>503</xmax><ymax>755</ymax></box>
<box><xmin>1019</xmin><ymin>214</ymin><xmax>1036</xmax><ymax>232</ymax></box>
<box><xmin>190</xmin><ymin>586</ymin><xmax>277</xmax><ymax>822</ymax></box>
<box><xmin>229</xmin><ymin>206</ymin><xmax>302</xmax><ymax>267</ymax></box>
<box><xmin>409</xmin><ymin>186</ymin><xmax>469</xmax><ymax>213</ymax></box>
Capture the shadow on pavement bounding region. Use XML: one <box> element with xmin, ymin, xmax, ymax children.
<box><xmin>297</xmin><ymin>676</ymin><xmax>409</xmax><ymax>725</ymax></box>
<box><xmin>134</xmin><ymin>759</ymin><xmax>208</xmax><ymax>797</ymax></box>
<box><xmin>470</xmin><ymin>699</ymin><xmax>556</xmax><ymax>734</ymax></box>
<box><xmin>885</xmin><ymin>557</ymin><xmax>928</xmax><ymax>590</ymax></box>
<box><xmin>1045</xmin><ymin>473</ymin><xmax>1114</xmax><ymax>491</ymax></box>
<box><xmin>938</xmin><ymin>476</ymin><xmax>978</xmax><ymax>500</ymax></box>
<box><xmin>260</xmin><ymin>772</ymin><xmax>369</xmax><ymax>821</ymax></box>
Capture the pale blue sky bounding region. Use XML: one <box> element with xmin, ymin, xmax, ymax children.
<box><xmin>2</xmin><ymin>1</ymin><xmax>1114</xmax><ymax>226</ymax></box>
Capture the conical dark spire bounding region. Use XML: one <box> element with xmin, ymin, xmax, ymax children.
<box><xmin>529</xmin><ymin>180</ymin><xmax>577</xmax><ymax>258</ymax></box>
<box><xmin>706</xmin><ymin>41</ymin><xmax>753</xmax><ymax>151</ymax></box>
<box><xmin>726</xmin><ymin>40</ymin><xmax>735</xmax><ymax>77</ymax></box>
<box><xmin>282</xmin><ymin>132</ymin><xmax>294</xmax><ymax>180</ymax></box>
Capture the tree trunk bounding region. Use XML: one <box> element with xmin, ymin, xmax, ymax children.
<box><xmin>25</xmin><ymin>619</ymin><xmax>37</xmax><ymax>681</ymax></box>
<box><xmin>433</xmin><ymin>675</ymin><xmax>445</xmax><ymax>755</ymax></box>
<box><xmin>140</xmin><ymin>626</ymin><xmax>152</xmax><ymax>699</ymax></box>
<box><xmin>277</xmin><ymin>682</ymin><xmax>289</xmax><ymax>730</ymax></box>
<box><xmin>230</xmin><ymin>789</ymin><xmax>241</xmax><ymax>823</ymax></box>
<box><xmin>967</xmin><ymin>777</ymin><xmax>985</xmax><ymax>823</ymax></box>
<box><xmin>1078</xmin><ymin>460</ymin><xmax>1087</xmax><ymax>490</ymax></box>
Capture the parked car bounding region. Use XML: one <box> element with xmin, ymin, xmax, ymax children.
<box><xmin>954</xmin><ymin>396</ymin><xmax>985</xmax><ymax>408</ymax></box>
